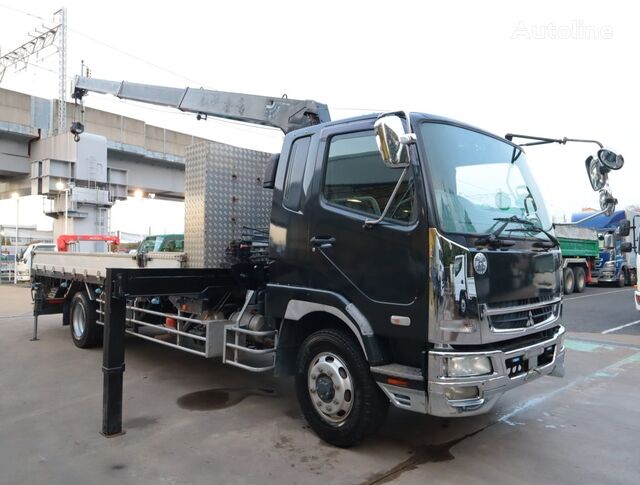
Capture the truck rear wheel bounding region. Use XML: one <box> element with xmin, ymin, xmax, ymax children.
<box><xmin>295</xmin><ymin>328</ymin><xmax>388</xmax><ymax>447</ymax></box>
<box><xmin>563</xmin><ymin>267</ymin><xmax>575</xmax><ymax>294</ymax></box>
<box><xmin>70</xmin><ymin>292</ymin><xmax>100</xmax><ymax>348</ymax></box>
<box><xmin>574</xmin><ymin>267</ymin><xmax>586</xmax><ymax>293</ymax></box>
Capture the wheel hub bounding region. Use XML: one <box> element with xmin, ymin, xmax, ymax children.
<box><xmin>72</xmin><ymin>303</ymin><xmax>85</xmax><ymax>339</ymax></box>
<box><xmin>316</xmin><ymin>375</ymin><xmax>335</xmax><ymax>402</ymax></box>
<box><xmin>308</xmin><ymin>352</ymin><xmax>354</xmax><ymax>426</ymax></box>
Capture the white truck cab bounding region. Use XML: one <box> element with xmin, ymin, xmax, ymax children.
<box><xmin>452</xmin><ymin>254</ymin><xmax>477</xmax><ymax>316</ymax></box>
<box><xmin>16</xmin><ymin>243</ymin><xmax>56</xmax><ymax>282</ymax></box>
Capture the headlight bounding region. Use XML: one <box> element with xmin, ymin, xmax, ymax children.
<box><xmin>444</xmin><ymin>356</ymin><xmax>493</xmax><ymax>377</ymax></box>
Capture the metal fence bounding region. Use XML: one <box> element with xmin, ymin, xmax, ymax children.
<box><xmin>0</xmin><ymin>259</ymin><xmax>15</xmax><ymax>284</ymax></box>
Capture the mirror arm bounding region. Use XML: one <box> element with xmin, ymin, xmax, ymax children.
<box><xmin>363</xmin><ymin>167</ymin><xmax>409</xmax><ymax>228</ymax></box>
<box><xmin>505</xmin><ymin>133</ymin><xmax>604</xmax><ymax>149</ymax></box>
<box><xmin>560</xmin><ymin>208</ymin><xmax>610</xmax><ymax>226</ymax></box>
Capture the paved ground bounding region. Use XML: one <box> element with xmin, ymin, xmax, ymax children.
<box><xmin>563</xmin><ymin>286</ymin><xmax>640</xmax><ymax>335</ymax></box>
<box><xmin>0</xmin><ymin>284</ymin><xmax>639</xmax><ymax>484</ymax></box>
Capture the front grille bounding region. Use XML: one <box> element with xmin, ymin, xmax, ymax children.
<box><xmin>489</xmin><ymin>295</ymin><xmax>555</xmax><ymax>309</ymax></box>
<box><xmin>487</xmin><ymin>296</ymin><xmax>558</xmax><ymax>330</ymax></box>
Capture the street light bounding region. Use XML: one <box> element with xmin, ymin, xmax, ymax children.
<box><xmin>56</xmin><ymin>180</ymin><xmax>70</xmax><ymax>235</ymax></box>
<box><xmin>11</xmin><ymin>192</ymin><xmax>19</xmax><ymax>284</ymax></box>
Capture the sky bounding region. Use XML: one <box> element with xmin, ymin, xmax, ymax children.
<box><xmin>0</xmin><ymin>0</ymin><xmax>638</xmax><ymax>235</ymax></box>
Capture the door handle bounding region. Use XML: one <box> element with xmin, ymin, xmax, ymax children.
<box><xmin>310</xmin><ymin>236</ymin><xmax>336</xmax><ymax>249</ymax></box>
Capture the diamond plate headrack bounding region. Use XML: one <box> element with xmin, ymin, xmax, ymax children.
<box><xmin>184</xmin><ymin>141</ymin><xmax>273</xmax><ymax>268</ymax></box>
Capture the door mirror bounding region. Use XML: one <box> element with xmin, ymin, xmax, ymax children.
<box><xmin>599</xmin><ymin>189</ymin><xmax>617</xmax><ymax>216</ymax></box>
<box><xmin>598</xmin><ymin>149</ymin><xmax>624</xmax><ymax>171</ymax></box>
<box><xmin>618</xmin><ymin>219</ymin><xmax>631</xmax><ymax>237</ymax></box>
<box><xmin>374</xmin><ymin>114</ymin><xmax>414</xmax><ymax>168</ymax></box>
<box><xmin>604</xmin><ymin>234</ymin><xmax>614</xmax><ymax>249</ymax></box>
<box><xmin>620</xmin><ymin>242</ymin><xmax>632</xmax><ymax>253</ymax></box>
<box><xmin>585</xmin><ymin>156</ymin><xmax>607</xmax><ymax>191</ymax></box>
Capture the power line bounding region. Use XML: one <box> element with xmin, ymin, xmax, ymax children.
<box><xmin>68</xmin><ymin>28</ymin><xmax>212</xmax><ymax>89</ymax></box>
<box><xmin>0</xmin><ymin>4</ymin><xmax>312</xmax><ymax>137</ymax></box>
<box><xmin>0</xmin><ymin>4</ymin><xmax>44</xmax><ymax>21</ymax></box>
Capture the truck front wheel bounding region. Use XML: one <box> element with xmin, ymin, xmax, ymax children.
<box><xmin>70</xmin><ymin>292</ymin><xmax>100</xmax><ymax>348</ymax></box>
<box><xmin>459</xmin><ymin>291</ymin><xmax>467</xmax><ymax>316</ymax></box>
<box><xmin>617</xmin><ymin>270</ymin><xmax>626</xmax><ymax>288</ymax></box>
<box><xmin>295</xmin><ymin>328</ymin><xmax>388</xmax><ymax>447</ymax></box>
<box><xmin>563</xmin><ymin>268</ymin><xmax>575</xmax><ymax>294</ymax></box>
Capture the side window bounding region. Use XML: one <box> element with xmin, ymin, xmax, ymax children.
<box><xmin>453</xmin><ymin>257</ymin><xmax>462</xmax><ymax>276</ymax></box>
<box><xmin>323</xmin><ymin>131</ymin><xmax>415</xmax><ymax>222</ymax></box>
<box><xmin>283</xmin><ymin>136</ymin><xmax>311</xmax><ymax>211</ymax></box>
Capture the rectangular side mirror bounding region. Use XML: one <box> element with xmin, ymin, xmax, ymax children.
<box><xmin>621</xmin><ymin>242</ymin><xmax>632</xmax><ymax>253</ymax></box>
<box><xmin>618</xmin><ymin>219</ymin><xmax>631</xmax><ymax>237</ymax></box>
<box><xmin>604</xmin><ymin>234</ymin><xmax>614</xmax><ymax>248</ymax></box>
<box><xmin>374</xmin><ymin>114</ymin><xmax>414</xmax><ymax>168</ymax></box>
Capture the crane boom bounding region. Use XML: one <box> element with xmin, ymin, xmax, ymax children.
<box><xmin>72</xmin><ymin>76</ymin><xmax>331</xmax><ymax>134</ymax></box>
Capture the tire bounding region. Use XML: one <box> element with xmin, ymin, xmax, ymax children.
<box><xmin>459</xmin><ymin>291</ymin><xmax>467</xmax><ymax>316</ymax></box>
<box><xmin>563</xmin><ymin>267</ymin><xmax>575</xmax><ymax>294</ymax></box>
<box><xmin>574</xmin><ymin>267</ymin><xmax>586</xmax><ymax>293</ymax></box>
<box><xmin>630</xmin><ymin>270</ymin><xmax>638</xmax><ymax>287</ymax></box>
<box><xmin>295</xmin><ymin>328</ymin><xmax>389</xmax><ymax>447</ymax></box>
<box><xmin>617</xmin><ymin>270</ymin><xmax>625</xmax><ymax>288</ymax></box>
<box><xmin>70</xmin><ymin>292</ymin><xmax>100</xmax><ymax>348</ymax></box>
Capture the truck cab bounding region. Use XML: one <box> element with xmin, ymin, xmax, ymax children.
<box><xmin>452</xmin><ymin>254</ymin><xmax>477</xmax><ymax>316</ymax></box>
<box><xmin>137</xmin><ymin>234</ymin><xmax>184</xmax><ymax>254</ymax></box>
<box><xmin>16</xmin><ymin>243</ymin><xmax>56</xmax><ymax>282</ymax></box>
<box><xmin>266</xmin><ymin>112</ymin><xmax>565</xmax><ymax>430</ymax></box>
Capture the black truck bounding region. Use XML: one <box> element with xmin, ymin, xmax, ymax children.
<box><xmin>30</xmin><ymin>77</ymin><xmax>625</xmax><ymax>446</ymax></box>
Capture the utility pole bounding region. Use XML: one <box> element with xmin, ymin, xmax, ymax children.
<box><xmin>0</xmin><ymin>8</ymin><xmax>68</xmax><ymax>133</ymax></box>
<box><xmin>11</xmin><ymin>193</ymin><xmax>19</xmax><ymax>285</ymax></box>
<box><xmin>56</xmin><ymin>8</ymin><xmax>67</xmax><ymax>133</ymax></box>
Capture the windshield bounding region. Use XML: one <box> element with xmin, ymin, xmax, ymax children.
<box><xmin>420</xmin><ymin>122</ymin><xmax>552</xmax><ymax>238</ymax></box>
<box><xmin>138</xmin><ymin>235</ymin><xmax>184</xmax><ymax>253</ymax></box>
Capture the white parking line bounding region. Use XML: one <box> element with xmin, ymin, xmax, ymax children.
<box><xmin>564</xmin><ymin>289</ymin><xmax>632</xmax><ymax>301</ymax></box>
<box><xmin>602</xmin><ymin>319</ymin><xmax>640</xmax><ymax>334</ymax></box>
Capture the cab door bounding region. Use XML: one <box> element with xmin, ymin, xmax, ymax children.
<box><xmin>306</xmin><ymin>121</ymin><xmax>428</xmax><ymax>339</ymax></box>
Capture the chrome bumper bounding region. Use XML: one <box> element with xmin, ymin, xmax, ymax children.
<box><xmin>375</xmin><ymin>325</ymin><xmax>566</xmax><ymax>417</ymax></box>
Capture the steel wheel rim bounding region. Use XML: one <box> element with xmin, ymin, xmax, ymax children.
<box><xmin>308</xmin><ymin>352</ymin><xmax>354</xmax><ymax>426</ymax></box>
<box><xmin>72</xmin><ymin>303</ymin><xmax>85</xmax><ymax>339</ymax></box>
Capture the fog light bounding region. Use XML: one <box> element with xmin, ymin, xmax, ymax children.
<box><xmin>445</xmin><ymin>356</ymin><xmax>492</xmax><ymax>377</ymax></box>
<box><xmin>444</xmin><ymin>386</ymin><xmax>479</xmax><ymax>401</ymax></box>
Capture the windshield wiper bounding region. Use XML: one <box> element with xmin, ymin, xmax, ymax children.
<box><xmin>494</xmin><ymin>215</ymin><xmax>559</xmax><ymax>247</ymax></box>
<box><xmin>475</xmin><ymin>217</ymin><xmax>518</xmax><ymax>247</ymax></box>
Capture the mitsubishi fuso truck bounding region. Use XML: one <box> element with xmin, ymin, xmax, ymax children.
<box><xmin>30</xmin><ymin>76</ymin><xmax>625</xmax><ymax>446</ymax></box>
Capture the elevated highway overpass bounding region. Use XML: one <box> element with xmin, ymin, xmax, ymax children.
<box><xmin>0</xmin><ymin>87</ymin><xmax>205</xmax><ymax>237</ymax></box>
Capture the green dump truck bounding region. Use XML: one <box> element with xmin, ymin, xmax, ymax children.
<box><xmin>555</xmin><ymin>224</ymin><xmax>600</xmax><ymax>294</ymax></box>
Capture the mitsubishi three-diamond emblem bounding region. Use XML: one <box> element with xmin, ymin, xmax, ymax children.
<box><xmin>527</xmin><ymin>310</ymin><xmax>534</xmax><ymax>327</ymax></box>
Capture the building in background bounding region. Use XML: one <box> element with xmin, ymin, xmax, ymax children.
<box><xmin>0</xmin><ymin>224</ymin><xmax>53</xmax><ymax>246</ymax></box>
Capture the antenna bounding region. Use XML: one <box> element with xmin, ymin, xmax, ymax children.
<box><xmin>0</xmin><ymin>8</ymin><xmax>68</xmax><ymax>133</ymax></box>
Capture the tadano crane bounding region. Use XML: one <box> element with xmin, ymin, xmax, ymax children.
<box><xmin>72</xmin><ymin>76</ymin><xmax>331</xmax><ymax>134</ymax></box>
